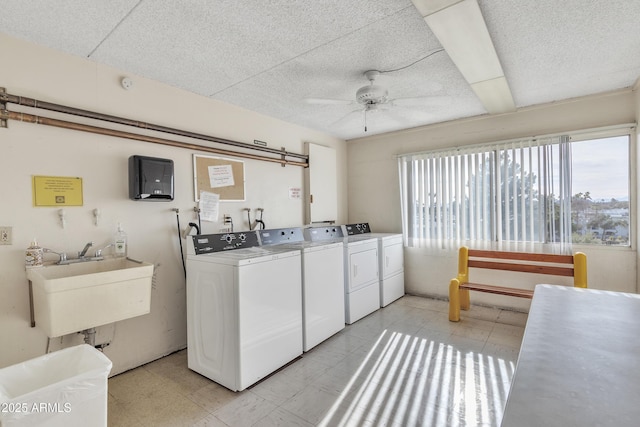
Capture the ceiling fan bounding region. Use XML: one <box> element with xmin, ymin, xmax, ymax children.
<box><xmin>305</xmin><ymin>70</ymin><xmax>389</xmax><ymax>109</ymax></box>
<box><xmin>305</xmin><ymin>70</ymin><xmax>448</xmax><ymax>132</ymax></box>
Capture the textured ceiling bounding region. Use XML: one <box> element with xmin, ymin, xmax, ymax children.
<box><xmin>1</xmin><ymin>0</ymin><xmax>639</xmax><ymax>140</ymax></box>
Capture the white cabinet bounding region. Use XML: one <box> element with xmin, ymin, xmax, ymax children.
<box><xmin>305</xmin><ymin>143</ymin><xmax>337</xmax><ymax>224</ymax></box>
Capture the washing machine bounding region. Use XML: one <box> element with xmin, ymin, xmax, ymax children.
<box><xmin>343</xmin><ymin>223</ymin><xmax>405</xmax><ymax>307</ymax></box>
<box><xmin>186</xmin><ymin>231</ymin><xmax>302</xmax><ymax>392</ymax></box>
<box><xmin>259</xmin><ymin>227</ymin><xmax>345</xmax><ymax>351</ymax></box>
<box><xmin>306</xmin><ymin>226</ymin><xmax>380</xmax><ymax>324</ymax></box>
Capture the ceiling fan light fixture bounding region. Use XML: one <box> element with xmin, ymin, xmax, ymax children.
<box><xmin>356</xmin><ymin>84</ymin><xmax>388</xmax><ymax>105</ymax></box>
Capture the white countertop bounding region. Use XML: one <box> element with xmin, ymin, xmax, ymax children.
<box><xmin>501</xmin><ymin>284</ymin><xmax>640</xmax><ymax>426</ymax></box>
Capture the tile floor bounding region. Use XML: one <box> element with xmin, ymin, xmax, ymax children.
<box><xmin>107</xmin><ymin>296</ymin><xmax>527</xmax><ymax>427</ymax></box>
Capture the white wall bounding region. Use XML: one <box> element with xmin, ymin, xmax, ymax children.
<box><xmin>347</xmin><ymin>88</ymin><xmax>638</xmax><ymax>307</ymax></box>
<box><xmin>636</xmin><ymin>79</ymin><xmax>640</xmax><ymax>290</ymax></box>
<box><xmin>0</xmin><ymin>34</ymin><xmax>347</xmax><ymax>373</ymax></box>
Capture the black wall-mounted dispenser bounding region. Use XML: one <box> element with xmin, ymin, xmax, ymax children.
<box><xmin>128</xmin><ymin>155</ymin><xmax>174</xmax><ymax>201</ymax></box>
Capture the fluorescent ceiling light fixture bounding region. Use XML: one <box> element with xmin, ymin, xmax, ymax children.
<box><xmin>470</xmin><ymin>77</ymin><xmax>514</xmax><ymax>114</ymax></box>
<box><xmin>412</xmin><ymin>0</ymin><xmax>516</xmax><ymax>114</ymax></box>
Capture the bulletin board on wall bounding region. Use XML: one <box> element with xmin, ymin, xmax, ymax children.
<box><xmin>193</xmin><ymin>154</ymin><xmax>245</xmax><ymax>201</ymax></box>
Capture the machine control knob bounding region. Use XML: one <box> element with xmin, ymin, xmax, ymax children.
<box><xmin>238</xmin><ymin>233</ymin><xmax>246</xmax><ymax>241</ymax></box>
<box><xmin>225</xmin><ymin>234</ymin><xmax>234</xmax><ymax>243</ymax></box>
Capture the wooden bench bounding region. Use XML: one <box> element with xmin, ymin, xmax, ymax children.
<box><xmin>449</xmin><ymin>246</ymin><xmax>587</xmax><ymax>322</ymax></box>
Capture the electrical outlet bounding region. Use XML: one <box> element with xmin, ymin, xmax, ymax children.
<box><xmin>0</xmin><ymin>226</ymin><xmax>12</xmax><ymax>245</ymax></box>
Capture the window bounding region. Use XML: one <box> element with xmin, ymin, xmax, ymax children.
<box><xmin>570</xmin><ymin>135</ymin><xmax>630</xmax><ymax>245</ymax></box>
<box><xmin>398</xmin><ymin>129</ymin><xmax>631</xmax><ymax>250</ymax></box>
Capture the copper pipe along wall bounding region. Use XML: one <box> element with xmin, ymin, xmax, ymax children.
<box><xmin>3</xmin><ymin>109</ymin><xmax>308</xmax><ymax>168</ymax></box>
<box><xmin>1</xmin><ymin>91</ymin><xmax>308</xmax><ymax>161</ymax></box>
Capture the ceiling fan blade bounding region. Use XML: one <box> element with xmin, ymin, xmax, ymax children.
<box><xmin>330</xmin><ymin>108</ymin><xmax>362</xmax><ymax>127</ymax></box>
<box><xmin>390</xmin><ymin>95</ymin><xmax>452</xmax><ymax>107</ymax></box>
<box><xmin>374</xmin><ymin>108</ymin><xmax>407</xmax><ymax>126</ymax></box>
<box><xmin>304</xmin><ymin>97</ymin><xmax>353</xmax><ymax>105</ymax></box>
<box><xmin>388</xmin><ymin>104</ymin><xmax>436</xmax><ymax>121</ymax></box>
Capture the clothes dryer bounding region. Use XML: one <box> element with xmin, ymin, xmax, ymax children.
<box><xmin>259</xmin><ymin>227</ymin><xmax>345</xmax><ymax>351</ymax></box>
<box><xmin>186</xmin><ymin>232</ymin><xmax>302</xmax><ymax>392</ymax></box>
<box><xmin>306</xmin><ymin>226</ymin><xmax>380</xmax><ymax>324</ymax></box>
<box><xmin>343</xmin><ymin>223</ymin><xmax>405</xmax><ymax>307</ymax></box>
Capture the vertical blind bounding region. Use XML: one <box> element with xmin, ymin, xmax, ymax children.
<box><xmin>398</xmin><ymin>136</ymin><xmax>572</xmax><ymax>250</ymax></box>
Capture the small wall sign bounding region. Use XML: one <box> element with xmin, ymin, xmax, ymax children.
<box><xmin>32</xmin><ymin>175</ymin><xmax>83</xmax><ymax>206</ymax></box>
<box><xmin>289</xmin><ymin>187</ymin><xmax>302</xmax><ymax>199</ymax></box>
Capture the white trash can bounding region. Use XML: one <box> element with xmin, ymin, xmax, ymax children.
<box><xmin>0</xmin><ymin>344</ymin><xmax>112</xmax><ymax>427</ymax></box>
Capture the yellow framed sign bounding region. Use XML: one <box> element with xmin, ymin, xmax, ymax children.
<box><xmin>32</xmin><ymin>176</ymin><xmax>83</xmax><ymax>206</ymax></box>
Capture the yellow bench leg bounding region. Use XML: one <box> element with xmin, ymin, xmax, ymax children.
<box><xmin>449</xmin><ymin>278</ymin><xmax>461</xmax><ymax>322</ymax></box>
<box><xmin>460</xmin><ymin>288</ymin><xmax>470</xmax><ymax>311</ymax></box>
<box><xmin>574</xmin><ymin>252</ymin><xmax>588</xmax><ymax>288</ymax></box>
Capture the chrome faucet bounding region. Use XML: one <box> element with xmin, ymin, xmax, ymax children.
<box><xmin>78</xmin><ymin>241</ymin><xmax>94</xmax><ymax>258</ymax></box>
<box><xmin>94</xmin><ymin>243</ymin><xmax>113</xmax><ymax>257</ymax></box>
<box><xmin>43</xmin><ymin>248</ymin><xmax>67</xmax><ymax>264</ymax></box>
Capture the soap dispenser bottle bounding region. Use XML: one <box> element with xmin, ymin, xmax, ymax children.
<box><xmin>25</xmin><ymin>239</ymin><xmax>43</xmax><ymax>268</ymax></box>
<box><xmin>114</xmin><ymin>223</ymin><xmax>127</xmax><ymax>257</ymax></box>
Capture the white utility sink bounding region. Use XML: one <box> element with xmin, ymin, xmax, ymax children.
<box><xmin>26</xmin><ymin>258</ymin><xmax>154</xmax><ymax>337</ymax></box>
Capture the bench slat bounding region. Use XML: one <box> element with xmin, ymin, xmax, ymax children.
<box><xmin>468</xmin><ymin>249</ymin><xmax>574</xmax><ymax>264</ymax></box>
<box><xmin>450</xmin><ymin>246</ymin><xmax>587</xmax><ymax>322</ymax></box>
<box><xmin>460</xmin><ymin>282</ymin><xmax>534</xmax><ymax>299</ymax></box>
<box><xmin>468</xmin><ymin>260</ymin><xmax>575</xmax><ymax>277</ymax></box>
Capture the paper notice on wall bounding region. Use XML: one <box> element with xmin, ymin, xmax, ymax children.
<box><xmin>208</xmin><ymin>165</ymin><xmax>234</xmax><ymax>188</ymax></box>
<box><xmin>199</xmin><ymin>191</ymin><xmax>220</xmax><ymax>222</ymax></box>
<box><xmin>289</xmin><ymin>187</ymin><xmax>302</xmax><ymax>199</ymax></box>
<box><xmin>32</xmin><ymin>175</ymin><xmax>83</xmax><ymax>206</ymax></box>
